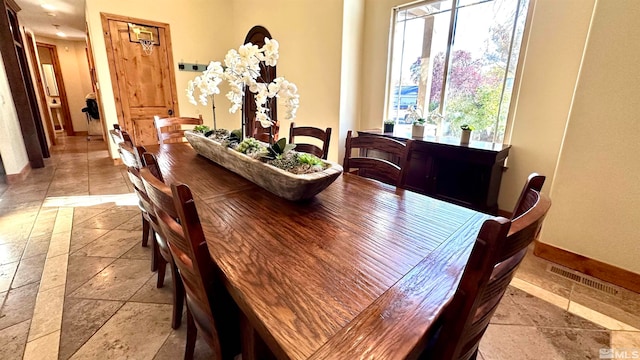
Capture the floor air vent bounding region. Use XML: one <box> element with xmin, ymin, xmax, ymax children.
<box><xmin>547</xmin><ymin>265</ymin><xmax>619</xmax><ymax>296</ymax></box>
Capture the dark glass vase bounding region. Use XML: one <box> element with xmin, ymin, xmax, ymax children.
<box><xmin>384</xmin><ymin>123</ymin><xmax>395</xmax><ymax>133</ymax></box>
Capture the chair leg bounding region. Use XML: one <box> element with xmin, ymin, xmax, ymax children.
<box><xmin>141</xmin><ymin>214</ymin><xmax>150</xmax><ymax>247</ymax></box>
<box><xmin>170</xmin><ymin>262</ymin><xmax>184</xmax><ymax>329</ymax></box>
<box><xmin>151</xmin><ymin>232</ymin><xmax>159</xmax><ymax>272</ymax></box>
<box><xmin>185</xmin><ymin>307</ymin><xmax>197</xmax><ymax>360</ymax></box>
<box><xmin>156</xmin><ymin>257</ymin><xmax>167</xmax><ymax>288</ymax></box>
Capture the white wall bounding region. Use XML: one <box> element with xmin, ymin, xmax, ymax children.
<box><xmin>36</xmin><ymin>36</ymin><xmax>93</xmax><ymax>133</ymax></box>
<box><xmin>541</xmin><ymin>0</ymin><xmax>640</xmax><ymax>274</ymax></box>
<box><xmin>0</xmin><ymin>52</ymin><xmax>30</xmax><ymax>175</ymax></box>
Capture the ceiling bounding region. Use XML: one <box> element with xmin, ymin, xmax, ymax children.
<box><xmin>14</xmin><ymin>0</ymin><xmax>86</xmax><ymax>41</ymax></box>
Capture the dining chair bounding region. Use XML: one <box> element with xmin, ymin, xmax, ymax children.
<box><xmin>288</xmin><ymin>122</ymin><xmax>332</xmax><ymax>159</ymax></box>
<box><xmin>253</xmin><ymin>119</ymin><xmax>279</xmax><ymax>143</ymax></box>
<box><xmin>343</xmin><ymin>130</ymin><xmax>412</xmax><ymax>187</ymax></box>
<box><xmin>153</xmin><ymin>115</ymin><xmax>203</xmax><ymax>145</ymax></box>
<box><xmin>511</xmin><ymin>173</ymin><xmax>546</xmax><ymax>219</ymax></box>
<box><xmin>118</xmin><ymin>141</ymin><xmax>149</xmax><ymax>247</ymax></box>
<box><xmin>121</xmin><ymin>152</ymin><xmax>184</xmax><ymax>330</ymax></box>
<box><xmin>140</xmin><ymin>169</ymin><xmax>240</xmax><ymax>359</ymax></box>
<box><xmin>417</xmin><ymin>182</ymin><xmax>551</xmax><ymax>360</ymax></box>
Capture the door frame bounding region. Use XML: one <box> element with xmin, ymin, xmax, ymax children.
<box><xmin>25</xmin><ymin>32</ymin><xmax>55</xmax><ymax>145</ymax></box>
<box><xmin>36</xmin><ymin>42</ymin><xmax>75</xmax><ymax>136</ymax></box>
<box><xmin>100</xmin><ymin>12</ymin><xmax>180</xmax><ymax>133</ymax></box>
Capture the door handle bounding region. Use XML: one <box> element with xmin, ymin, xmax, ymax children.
<box><xmin>168</xmin><ymin>109</ymin><xmax>174</xmax><ymax>116</ymax></box>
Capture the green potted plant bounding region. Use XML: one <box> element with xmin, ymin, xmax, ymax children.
<box><xmin>383</xmin><ymin>119</ymin><xmax>395</xmax><ymax>133</ymax></box>
<box><xmin>460</xmin><ymin>124</ymin><xmax>474</xmax><ymax>145</ymax></box>
<box><xmin>407</xmin><ymin>106</ymin><xmax>426</xmax><ymax>138</ymax></box>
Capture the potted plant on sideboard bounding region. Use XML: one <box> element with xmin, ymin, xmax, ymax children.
<box><xmin>460</xmin><ymin>124</ymin><xmax>474</xmax><ymax>145</ymax></box>
<box><xmin>383</xmin><ymin>119</ymin><xmax>395</xmax><ymax>133</ymax></box>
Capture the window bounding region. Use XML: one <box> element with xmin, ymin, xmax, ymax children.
<box><xmin>386</xmin><ymin>0</ymin><xmax>530</xmax><ymax>143</ymax></box>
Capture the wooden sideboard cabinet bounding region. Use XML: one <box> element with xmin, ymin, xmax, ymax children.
<box><xmin>357</xmin><ymin>130</ymin><xmax>511</xmax><ymax>214</ymax></box>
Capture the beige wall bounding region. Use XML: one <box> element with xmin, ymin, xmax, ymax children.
<box><xmin>0</xmin><ymin>52</ymin><xmax>30</xmax><ymax>174</ymax></box>
<box><xmin>338</xmin><ymin>0</ymin><xmax>366</xmax><ymax>162</ymax></box>
<box><xmin>498</xmin><ymin>0</ymin><xmax>595</xmax><ymax>211</ymax></box>
<box><xmin>36</xmin><ymin>37</ymin><xmax>93</xmax><ymax>133</ymax></box>
<box><xmin>85</xmin><ymin>0</ymin><xmax>233</xmax><ymax>158</ymax></box>
<box><xmin>541</xmin><ymin>0</ymin><xmax>640</xmax><ymax>274</ymax></box>
<box><xmin>229</xmin><ymin>0</ymin><xmax>345</xmax><ymax>162</ymax></box>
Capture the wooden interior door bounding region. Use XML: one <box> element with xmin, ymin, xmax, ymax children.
<box><xmin>102</xmin><ymin>13</ymin><xmax>179</xmax><ymax>146</ymax></box>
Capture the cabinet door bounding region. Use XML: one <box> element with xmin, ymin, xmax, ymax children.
<box><xmin>403</xmin><ymin>144</ymin><xmax>435</xmax><ymax>194</ymax></box>
<box><xmin>430</xmin><ymin>155</ymin><xmax>491</xmax><ymax>211</ymax></box>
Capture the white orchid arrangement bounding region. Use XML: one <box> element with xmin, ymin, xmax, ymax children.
<box><xmin>186</xmin><ymin>38</ymin><xmax>299</xmax><ymax>132</ymax></box>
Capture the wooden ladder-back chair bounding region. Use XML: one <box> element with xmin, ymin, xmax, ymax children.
<box><xmin>118</xmin><ymin>140</ymin><xmax>148</xmax><ymax>246</ymax></box>
<box><xmin>153</xmin><ymin>115</ymin><xmax>203</xmax><ymax>145</ymax></box>
<box><xmin>140</xmin><ymin>170</ymin><xmax>240</xmax><ymax>359</ymax></box>
<box><xmin>511</xmin><ymin>173</ymin><xmax>546</xmax><ymax>219</ymax></box>
<box><xmin>122</xmin><ymin>153</ymin><xmax>184</xmax><ymax>329</ymax></box>
<box><xmin>343</xmin><ymin>130</ymin><xmax>411</xmax><ymax>187</ymax></box>
<box><xmin>288</xmin><ymin>122</ymin><xmax>332</xmax><ymax>159</ymax></box>
<box><xmin>418</xmin><ymin>182</ymin><xmax>551</xmax><ymax>360</ymax></box>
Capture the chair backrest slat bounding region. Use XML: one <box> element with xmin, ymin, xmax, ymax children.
<box><xmin>289</xmin><ymin>122</ymin><xmax>332</xmax><ymax>159</ymax></box>
<box><xmin>343</xmin><ymin>130</ymin><xmax>411</xmax><ymax>187</ymax></box>
<box><xmin>154</xmin><ymin>115</ymin><xmax>203</xmax><ymax>145</ymax></box>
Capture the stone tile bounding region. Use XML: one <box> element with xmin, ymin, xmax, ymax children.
<box><xmin>23</xmin><ymin>329</ymin><xmax>59</xmax><ymax>360</ymax></box>
<box><xmin>70</xmin><ymin>302</ymin><xmax>172</xmax><ymax>359</ymax></box>
<box><xmin>571</xmin><ymin>282</ymin><xmax>640</xmax><ymax>330</ymax></box>
<box><xmin>510</xmin><ymin>277</ymin><xmax>570</xmax><ymax>310</ymax></box>
<box><xmin>65</xmin><ymin>256</ymin><xmax>115</xmax><ymax>296</ymax></box>
<box><xmin>75</xmin><ymin>207</ymin><xmax>139</xmax><ymax>230</ymax></box>
<box><xmin>0</xmin><ymin>320</ymin><xmax>30</xmax><ymax>360</ymax></box>
<box><xmin>72</xmin><ymin>229</ymin><xmax>141</xmax><ymax>258</ymax></box>
<box><xmin>22</xmin><ymin>234</ymin><xmax>51</xmax><ymax>259</ymax></box>
<box><xmin>120</xmin><ymin>240</ymin><xmax>152</xmax><ymax>260</ymax></box>
<box><xmin>0</xmin><ymin>226</ymin><xmax>31</xmax><ymax>245</ymax></box>
<box><xmin>490</xmin><ymin>286</ymin><xmax>534</xmax><ymax>326</ymax></box>
<box><xmin>538</xmin><ymin>328</ymin><xmax>610</xmax><ymax>360</ymax></box>
<box><xmin>69</xmin><ymin>228</ymin><xmax>110</xmax><ymax>254</ymax></box>
<box><xmin>0</xmin><ymin>262</ymin><xmax>18</xmax><ymax>293</ymax></box>
<box><xmin>568</xmin><ymin>302</ymin><xmax>639</xmax><ymax>331</ymax></box>
<box><xmin>154</xmin><ymin>320</ymin><xmax>215</xmax><ymax>360</ymax></box>
<box><xmin>40</xmin><ymin>254</ymin><xmax>68</xmax><ymax>292</ymax></box>
<box><xmin>28</xmin><ymin>284</ymin><xmax>65</xmax><ymax>341</ymax></box>
<box><xmin>72</xmin><ymin>208</ymin><xmax>107</xmax><ymax>227</ymax></box>
<box><xmin>0</xmin><ymin>282</ymin><xmax>39</xmax><ymax>331</ymax></box>
<box><xmin>130</xmin><ymin>269</ymin><xmax>173</xmax><ymax>305</ymax></box>
<box><xmin>0</xmin><ymin>241</ymin><xmax>27</xmax><ymax>266</ymax></box>
<box><xmin>52</xmin><ymin>207</ymin><xmax>74</xmax><ymax>234</ymax></box>
<box><xmin>610</xmin><ymin>331</ymin><xmax>640</xmax><ymax>349</ymax></box>
<box><xmin>11</xmin><ymin>254</ymin><xmax>46</xmax><ymax>289</ymax></box>
<box><xmin>69</xmin><ymin>259</ymin><xmax>152</xmax><ymax>301</ymax></box>
<box><xmin>481</xmin><ymin>325</ymin><xmax>565</xmax><ymax>359</ymax></box>
<box><xmin>116</xmin><ymin>214</ymin><xmax>144</xmax><ymax>231</ymax></box>
<box><xmin>47</xmin><ymin>230</ymin><xmax>71</xmax><ymax>258</ymax></box>
<box><xmin>59</xmin><ymin>298</ymin><xmax>123</xmax><ymax>360</ymax></box>
<box><xmin>509</xmin><ymin>286</ymin><xmax>605</xmax><ymax>330</ymax></box>
<box><xmin>514</xmin><ymin>249</ymin><xmax>574</xmax><ymax>299</ymax></box>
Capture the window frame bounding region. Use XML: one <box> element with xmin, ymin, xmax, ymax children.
<box><xmin>384</xmin><ymin>0</ymin><xmax>535</xmax><ymax>144</ymax></box>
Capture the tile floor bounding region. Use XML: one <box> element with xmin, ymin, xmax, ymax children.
<box><xmin>0</xmin><ymin>135</ymin><xmax>638</xmax><ymax>359</ymax></box>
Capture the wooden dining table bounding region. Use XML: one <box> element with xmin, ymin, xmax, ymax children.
<box><xmin>150</xmin><ymin>143</ymin><xmax>492</xmax><ymax>360</ymax></box>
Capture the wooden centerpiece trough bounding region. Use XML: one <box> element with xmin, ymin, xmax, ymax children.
<box><xmin>185</xmin><ymin>131</ymin><xmax>343</xmax><ymax>201</ymax></box>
